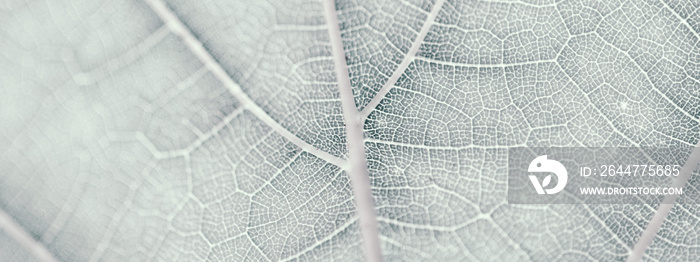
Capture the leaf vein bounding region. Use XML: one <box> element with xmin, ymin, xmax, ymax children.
<box><xmin>0</xmin><ymin>208</ymin><xmax>59</xmax><ymax>262</ymax></box>
<box><xmin>360</xmin><ymin>0</ymin><xmax>448</xmax><ymax>119</ymax></box>
<box><xmin>322</xmin><ymin>0</ymin><xmax>382</xmax><ymax>261</ymax></box>
<box><xmin>143</xmin><ymin>0</ymin><xmax>347</xmax><ymax>168</ymax></box>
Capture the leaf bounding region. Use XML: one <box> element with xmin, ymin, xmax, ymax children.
<box><xmin>541</xmin><ymin>175</ymin><xmax>551</xmax><ymax>188</ymax></box>
<box><xmin>0</xmin><ymin>0</ymin><xmax>699</xmax><ymax>261</ymax></box>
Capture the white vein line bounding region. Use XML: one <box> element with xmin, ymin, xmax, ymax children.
<box><xmin>184</xmin><ymin>107</ymin><xmax>246</xmax><ymax>153</ymax></box>
<box><xmin>144</xmin><ymin>0</ymin><xmax>347</xmax><ymax>169</ymax></box>
<box><xmin>280</xmin><ymin>216</ymin><xmax>360</xmax><ymax>262</ymax></box>
<box><xmin>626</xmin><ymin>143</ymin><xmax>700</xmax><ymax>262</ymax></box>
<box><xmin>378</xmin><ymin>235</ymin><xmax>432</xmax><ymax>259</ymax></box>
<box><xmin>376</xmin><ymin>213</ymin><xmax>489</xmax><ymax>231</ymax></box>
<box><xmin>365</xmin><ymin>138</ymin><xmax>522</xmax><ymax>150</ymax></box>
<box><xmin>416</xmin><ymin>56</ymin><xmax>557</xmax><ymax>68</ymax></box>
<box><xmin>590</xmin><ymin>30</ymin><xmax>699</xmax><ymax>123</ymax></box>
<box><xmin>360</xmin><ymin>0</ymin><xmax>447</xmax><ymax>119</ymax></box>
<box><xmin>660</xmin><ymin>0</ymin><xmax>700</xmax><ymax>40</ymax></box>
<box><xmin>40</xmin><ymin>169</ymin><xmax>89</xmax><ymax>244</ymax></box>
<box><xmin>75</xmin><ymin>25</ymin><xmax>171</xmax><ymax>85</ymax></box>
<box><xmin>322</xmin><ymin>0</ymin><xmax>382</xmax><ymax>261</ymax></box>
<box><xmin>0</xmin><ymin>209</ymin><xmax>59</xmax><ymax>262</ymax></box>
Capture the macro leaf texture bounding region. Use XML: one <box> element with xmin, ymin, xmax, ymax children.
<box><xmin>0</xmin><ymin>0</ymin><xmax>699</xmax><ymax>261</ymax></box>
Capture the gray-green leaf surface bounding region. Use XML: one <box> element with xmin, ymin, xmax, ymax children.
<box><xmin>0</xmin><ymin>0</ymin><xmax>699</xmax><ymax>261</ymax></box>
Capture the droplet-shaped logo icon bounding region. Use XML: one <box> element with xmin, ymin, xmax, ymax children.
<box><xmin>528</xmin><ymin>155</ymin><xmax>567</xmax><ymax>194</ymax></box>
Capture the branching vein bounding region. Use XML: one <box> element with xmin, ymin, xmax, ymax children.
<box><xmin>360</xmin><ymin>0</ymin><xmax>447</xmax><ymax>119</ymax></box>
<box><xmin>144</xmin><ymin>0</ymin><xmax>346</xmax><ymax>168</ymax></box>
<box><xmin>322</xmin><ymin>0</ymin><xmax>382</xmax><ymax>261</ymax></box>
